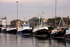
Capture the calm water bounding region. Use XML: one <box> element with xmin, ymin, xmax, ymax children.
<box><xmin>0</xmin><ymin>33</ymin><xmax>70</xmax><ymax>47</ymax></box>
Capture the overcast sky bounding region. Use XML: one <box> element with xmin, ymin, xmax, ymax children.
<box><xmin>0</xmin><ymin>0</ymin><xmax>70</xmax><ymax>24</ymax></box>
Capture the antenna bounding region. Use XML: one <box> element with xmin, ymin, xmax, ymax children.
<box><xmin>38</xmin><ymin>14</ymin><xmax>40</xmax><ymax>25</ymax></box>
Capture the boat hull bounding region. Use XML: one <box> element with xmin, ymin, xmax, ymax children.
<box><xmin>6</xmin><ymin>29</ymin><xmax>17</xmax><ymax>34</ymax></box>
<box><xmin>17</xmin><ymin>29</ymin><xmax>32</xmax><ymax>34</ymax></box>
<box><xmin>65</xmin><ymin>34</ymin><xmax>70</xmax><ymax>38</ymax></box>
<box><xmin>1</xmin><ymin>29</ymin><xmax>6</xmax><ymax>33</ymax></box>
<box><xmin>50</xmin><ymin>30</ymin><xmax>65</xmax><ymax>38</ymax></box>
<box><xmin>65</xmin><ymin>29</ymin><xmax>70</xmax><ymax>38</ymax></box>
<box><xmin>0</xmin><ymin>28</ymin><xmax>1</xmax><ymax>33</ymax></box>
<box><xmin>33</xmin><ymin>29</ymin><xmax>50</xmax><ymax>37</ymax></box>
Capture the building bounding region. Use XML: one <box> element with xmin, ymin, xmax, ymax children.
<box><xmin>0</xmin><ymin>16</ymin><xmax>7</xmax><ymax>27</ymax></box>
<box><xmin>43</xmin><ymin>19</ymin><xmax>47</xmax><ymax>25</ymax></box>
<box><xmin>28</xmin><ymin>17</ymin><xmax>38</xmax><ymax>27</ymax></box>
<box><xmin>47</xmin><ymin>16</ymin><xmax>70</xmax><ymax>27</ymax></box>
<box><xmin>10</xmin><ymin>19</ymin><xmax>23</xmax><ymax>27</ymax></box>
<box><xmin>28</xmin><ymin>17</ymin><xmax>47</xmax><ymax>27</ymax></box>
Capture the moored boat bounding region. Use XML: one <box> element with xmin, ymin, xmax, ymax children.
<box><xmin>1</xmin><ymin>27</ymin><xmax>6</xmax><ymax>33</ymax></box>
<box><xmin>50</xmin><ymin>27</ymin><xmax>66</xmax><ymax>38</ymax></box>
<box><xmin>33</xmin><ymin>25</ymin><xmax>50</xmax><ymax>37</ymax></box>
<box><xmin>6</xmin><ymin>27</ymin><xmax>17</xmax><ymax>34</ymax></box>
<box><xmin>17</xmin><ymin>22</ymin><xmax>32</xmax><ymax>34</ymax></box>
<box><xmin>65</xmin><ymin>28</ymin><xmax>70</xmax><ymax>38</ymax></box>
<box><xmin>1</xmin><ymin>27</ymin><xmax>17</xmax><ymax>34</ymax></box>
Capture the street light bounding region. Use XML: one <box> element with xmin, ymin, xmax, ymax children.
<box><xmin>16</xmin><ymin>1</ymin><xmax>18</xmax><ymax>20</ymax></box>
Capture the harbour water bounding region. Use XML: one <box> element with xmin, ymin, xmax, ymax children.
<box><xmin>0</xmin><ymin>33</ymin><xmax>70</xmax><ymax>47</ymax></box>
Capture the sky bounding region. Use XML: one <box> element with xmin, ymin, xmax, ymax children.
<box><xmin>0</xmin><ymin>0</ymin><xmax>70</xmax><ymax>24</ymax></box>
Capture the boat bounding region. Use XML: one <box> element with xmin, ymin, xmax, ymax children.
<box><xmin>33</xmin><ymin>15</ymin><xmax>50</xmax><ymax>37</ymax></box>
<box><xmin>50</xmin><ymin>0</ymin><xmax>67</xmax><ymax>38</ymax></box>
<box><xmin>33</xmin><ymin>24</ymin><xmax>50</xmax><ymax>37</ymax></box>
<box><xmin>65</xmin><ymin>28</ymin><xmax>70</xmax><ymax>38</ymax></box>
<box><xmin>1</xmin><ymin>27</ymin><xmax>6</xmax><ymax>33</ymax></box>
<box><xmin>6</xmin><ymin>27</ymin><xmax>17</xmax><ymax>34</ymax></box>
<box><xmin>0</xmin><ymin>16</ymin><xmax>17</xmax><ymax>34</ymax></box>
<box><xmin>50</xmin><ymin>17</ymin><xmax>68</xmax><ymax>38</ymax></box>
<box><xmin>51</xmin><ymin>27</ymin><xmax>66</xmax><ymax>38</ymax></box>
<box><xmin>17</xmin><ymin>22</ymin><xmax>32</xmax><ymax>34</ymax></box>
<box><xmin>33</xmin><ymin>26</ymin><xmax>50</xmax><ymax>36</ymax></box>
<box><xmin>1</xmin><ymin>26</ymin><xmax>17</xmax><ymax>34</ymax></box>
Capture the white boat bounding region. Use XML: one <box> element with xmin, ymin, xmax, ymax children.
<box><xmin>6</xmin><ymin>27</ymin><xmax>17</xmax><ymax>34</ymax></box>
<box><xmin>1</xmin><ymin>26</ymin><xmax>17</xmax><ymax>34</ymax></box>
<box><xmin>50</xmin><ymin>0</ymin><xmax>67</xmax><ymax>38</ymax></box>
<box><xmin>33</xmin><ymin>26</ymin><xmax>48</xmax><ymax>32</ymax></box>
<box><xmin>33</xmin><ymin>25</ymin><xmax>50</xmax><ymax>37</ymax></box>
<box><xmin>51</xmin><ymin>27</ymin><xmax>66</xmax><ymax>38</ymax></box>
<box><xmin>50</xmin><ymin>17</ymin><xmax>67</xmax><ymax>38</ymax></box>
<box><xmin>1</xmin><ymin>27</ymin><xmax>6</xmax><ymax>33</ymax></box>
<box><xmin>17</xmin><ymin>22</ymin><xmax>32</xmax><ymax>34</ymax></box>
<box><xmin>65</xmin><ymin>28</ymin><xmax>70</xmax><ymax>38</ymax></box>
<box><xmin>33</xmin><ymin>15</ymin><xmax>50</xmax><ymax>37</ymax></box>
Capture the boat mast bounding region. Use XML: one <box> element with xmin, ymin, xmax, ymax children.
<box><xmin>55</xmin><ymin>0</ymin><xmax>57</xmax><ymax>27</ymax></box>
<box><xmin>41</xmin><ymin>10</ymin><xmax>44</xmax><ymax>26</ymax></box>
<box><xmin>59</xmin><ymin>17</ymin><xmax>66</xmax><ymax>27</ymax></box>
<box><xmin>38</xmin><ymin>15</ymin><xmax>40</xmax><ymax>26</ymax></box>
<box><xmin>6</xmin><ymin>15</ymin><xmax>7</xmax><ymax>29</ymax></box>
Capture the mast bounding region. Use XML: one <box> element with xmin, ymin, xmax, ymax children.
<box><xmin>41</xmin><ymin>10</ymin><xmax>44</xmax><ymax>26</ymax></box>
<box><xmin>55</xmin><ymin>0</ymin><xmax>57</xmax><ymax>27</ymax></box>
<box><xmin>59</xmin><ymin>17</ymin><xmax>66</xmax><ymax>27</ymax></box>
<box><xmin>38</xmin><ymin>15</ymin><xmax>40</xmax><ymax>26</ymax></box>
<box><xmin>6</xmin><ymin>15</ymin><xmax>7</xmax><ymax>29</ymax></box>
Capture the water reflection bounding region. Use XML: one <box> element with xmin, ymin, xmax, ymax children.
<box><xmin>0</xmin><ymin>33</ymin><xmax>70</xmax><ymax>47</ymax></box>
<box><xmin>51</xmin><ymin>38</ymin><xmax>66</xmax><ymax>47</ymax></box>
<box><xmin>66</xmin><ymin>39</ymin><xmax>70</xmax><ymax>47</ymax></box>
<box><xmin>6</xmin><ymin>34</ymin><xmax>18</xmax><ymax>47</ymax></box>
<box><xmin>0</xmin><ymin>33</ymin><xmax>6</xmax><ymax>47</ymax></box>
<box><xmin>17</xmin><ymin>35</ymin><xmax>33</xmax><ymax>47</ymax></box>
<box><xmin>33</xmin><ymin>37</ymin><xmax>51</xmax><ymax>47</ymax></box>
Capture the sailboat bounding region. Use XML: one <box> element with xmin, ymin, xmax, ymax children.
<box><xmin>17</xmin><ymin>22</ymin><xmax>32</xmax><ymax>35</ymax></box>
<box><xmin>33</xmin><ymin>16</ymin><xmax>50</xmax><ymax>37</ymax></box>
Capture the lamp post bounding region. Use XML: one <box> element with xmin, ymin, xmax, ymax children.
<box><xmin>16</xmin><ymin>1</ymin><xmax>18</xmax><ymax>20</ymax></box>
<box><xmin>16</xmin><ymin>1</ymin><xmax>19</xmax><ymax>27</ymax></box>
